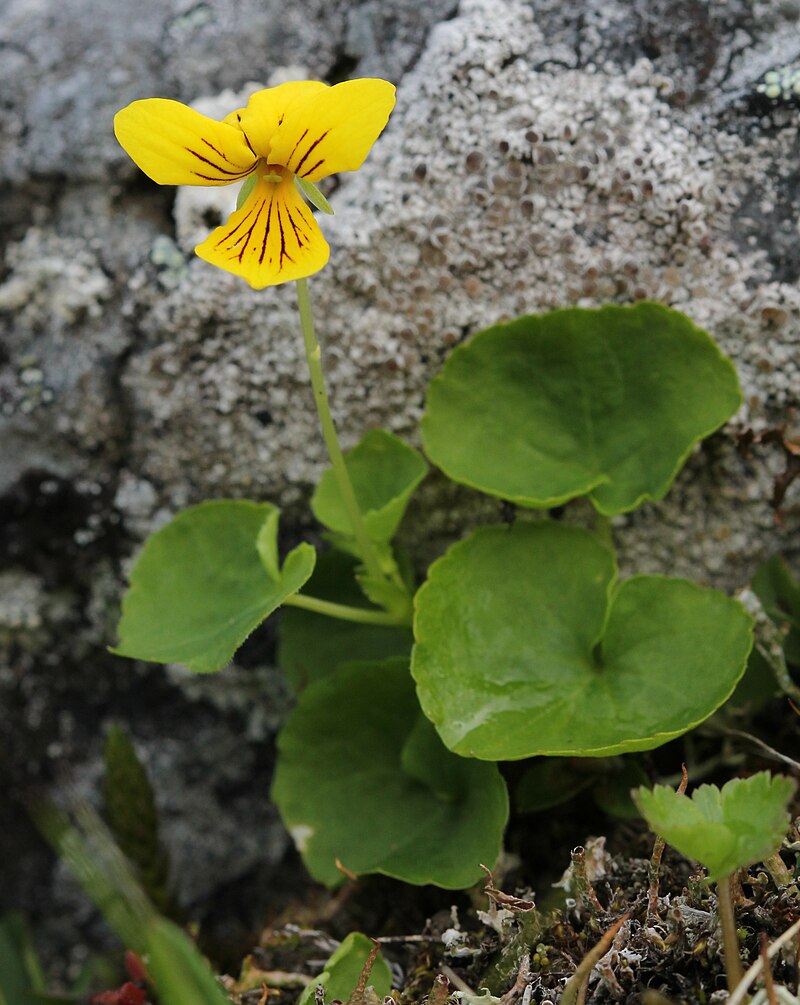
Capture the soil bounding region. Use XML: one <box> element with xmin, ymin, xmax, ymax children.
<box><xmin>178</xmin><ymin>709</ymin><xmax>800</xmax><ymax>1005</ymax></box>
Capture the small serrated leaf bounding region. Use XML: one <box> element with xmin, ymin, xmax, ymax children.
<box><xmin>298</xmin><ymin>933</ymin><xmax>391</xmax><ymax>1005</ymax></box>
<box><xmin>633</xmin><ymin>772</ymin><xmax>797</xmax><ymax>881</ymax></box>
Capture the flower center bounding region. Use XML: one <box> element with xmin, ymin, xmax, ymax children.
<box><xmin>261</xmin><ymin>162</ymin><xmax>287</xmax><ymax>184</ymax></box>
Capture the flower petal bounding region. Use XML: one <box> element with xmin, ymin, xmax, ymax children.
<box><xmin>229</xmin><ymin>81</ymin><xmax>328</xmax><ymax>159</ymax></box>
<box><xmin>268</xmin><ymin>78</ymin><xmax>396</xmax><ymax>182</ymax></box>
<box><xmin>195</xmin><ymin>174</ymin><xmax>330</xmax><ymax>288</ymax></box>
<box><xmin>114</xmin><ymin>98</ymin><xmax>258</xmax><ymax>186</ymax></box>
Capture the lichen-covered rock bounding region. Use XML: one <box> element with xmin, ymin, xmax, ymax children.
<box><xmin>2</xmin><ymin>0</ymin><xmax>800</xmax><ymax>976</ymax></box>
<box><xmin>118</xmin><ymin>0</ymin><xmax>799</xmax><ymax>583</ymax></box>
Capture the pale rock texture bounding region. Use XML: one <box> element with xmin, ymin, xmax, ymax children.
<box><xmin>2</xmin><ymin>0</ymin><xmax>799</xmax><ymax>977</ymax></box>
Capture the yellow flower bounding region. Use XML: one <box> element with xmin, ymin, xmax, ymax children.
<box><xmin>114</xmin><ymin>79</ymin><xmax>396</xmax><ymax>289</ymax></box>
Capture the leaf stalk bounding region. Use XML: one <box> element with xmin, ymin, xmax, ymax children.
<box><xmin>295</xmin><ymin>278</ymin><xmax>387</xmax><ymax>584</ymax></box>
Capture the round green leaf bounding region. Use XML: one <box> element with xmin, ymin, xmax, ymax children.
<box><xmin>298</xmin><ymin>933</ymin><xmax>392</xmax><ymax>1005</ymax></box>
<box><xmin>278</xmin><ymin>549</ymin><xmax>412</xmax><ymax>690</ymax></box>
<box><xmin>412</xmin><ymin>522</ymin><xmax>753</xmax><ymax>759</ymax></box>
<box><xmin>114</xmin><ymin>500</ymin><xmax>315</xmax><ymax>673</ymax></box>
<box><xmin>272</xmin><ymin>658</ymin><xmax>509</xmax><ymax>889</ymax></box>
<box><xmin>311</xmin><ymin>429</ymin><xmax>428</xmax><ymax>541</ymax></box>
<box><xmin>421</xmin><ymin>303</ymin><xmax>742</xmax><ymax>515</ymax></box>
<box><xmin>633</xmin><ymin>772</ymin><xmax>797</xmax><ymax>882</ymax></box>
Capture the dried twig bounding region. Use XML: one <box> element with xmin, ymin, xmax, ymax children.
<box><xmin>647</xmin><ymin>764</ymin><xmax>689</xmax><ymax>921</ymax></box>
<box><xmin>561</xmin><ymin>914</ymin><xmax>629</xmax><ymax>1005</ymax></box>
<box><xmin>480</xmin><ymin>864</ymin><xmax>536</xmax><ymax>912</ymax></box>
<box><xmin>439</xmin><ymin>965</ymin><xmax>476</xmax><ymax>997</ymax></box>
<box><xmin>717</xmin><ymin>873</ymin><xmax>746</xmax><ymax>992</ymax></box>
<box><xmin>499</xmin><ymin>951</ymin><xmax>531</xmax><ymax>1005</ymax></box>
<box><xmin>727</xmin><ymin>917</ymin><xmax>800</xmax><ymax>1005</ymax></box>
<box><xmin>760</xmin><ymin>932</ymin><xmax>779</xmax><ymax>1005</ymax></box>
<box><xmin>429</xmin><ymin>973</ymin><xmax>450</xmax><ymax>1005</ymax></box>
<box><xmin>570</xmin><ymin>846</ymin><xmax>605</xmax><ymax>916</ymax></box>
<box><xmin>346</xmin><ymin>940</ymin><xmax>380</xmax><ymax>1005</ymax></box>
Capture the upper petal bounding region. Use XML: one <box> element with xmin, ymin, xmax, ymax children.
<box><xmin>114</xmin><ymin>98</ymin><xmax>258</xmax><ymax>186</ymax></box>
<box><xmin>194</xmin><ymin>173</ymin><xmax>330</xmax><ymax>288</ymax></box>
<box><xmin>268</xmin><ymin>78</ymin><xmax>396</xmax><ymax>182</ymax></box>
<box><xmin>230</xmin><ymin>81</ymin><xmax>328</xmax><ymax>159</ymax></box>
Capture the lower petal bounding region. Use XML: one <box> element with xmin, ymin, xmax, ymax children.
<box><xmin>195</xmin><ymin>174</ymin><xmax>330</xmax><ymax>288</ymax></box>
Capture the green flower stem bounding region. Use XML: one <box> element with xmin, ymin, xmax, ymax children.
<box><xmin>717</xmin><ymin>874</ymin><xmax>745</xmax><ymax>992</ymax></box>
<box><xmin>283</xmin><ymin>593</ymin><xmax>412</xmax><ymax>627</ymax></box>
<box><xmin>295</xmin><ymin>278</ymin><xmax>386</xmax><ymax>585</ymax></box>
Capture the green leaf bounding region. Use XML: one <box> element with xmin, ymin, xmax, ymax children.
<box><xmin>0</xmin><ymin>913</ymin><xmax>46</xmax><ymax>1005</ymax></box>
<box><xmin>272</xmin><ymin>658</ymin><xmax>509</xmax><ymax>889</ymax></box>
<box><xmin>355</xmin><ymin>573</ymin><xmax>412</xmax><ymax>619</ymax></box>
<box><xmin>114</xmin><ymin>500</ymin><xmax>315</xmax><ymax>673</ymax></box>
<box><xmin>729</xmin><ymin>648</ymin><xmax>781</xmax><ymax>708</ymax></box>
<box><xmin>278</xmin><ymin>550</ymin><xmax>412</xmax><ymax>690</ymax></box>
<box><xmin>412</xmin><ymin>522</ymin><xmax>753</xmax><ymax>760</ymax></box>
<box><xmin>144</xmin><ymin>916</ymin><xmax>231</xmax><ymax>1005</ymax></box>
<box><xmin>514</xmin><ymin>759</ymin><xmax>593</xmax><ymax>812</ymax></box>
<box><xmin>36</xmin><ymin>805</ymin><xmax>230</xmax><ymax>1005</ymax></box>
<box><xmin>633</xmin><ymin>772</ymin><xmax>797</xmax><ymax>882</ymax></box>
<box><xmin>236</xmin><ymin>174</ymin><xmax>257</xmax><ymax>210</ymax></box>
<box><xmin>298</xmin><ymin>933</ymin><xmax>392</xmax><ymax>1005</ymax></box>
<box><xmin>592</xmin><ymin>758</ymin><xmax>649</xmax><ymax>819</ymax></box>
<box><xmin>295</xmin><ymin>175</ymin><xmax>335</xmax><ymax>215</ymax></box>
<box><xmin>103</xmin><ymin>726</ymin><xmax>174</xmax><ymax>917</ymax></box>
<box><xmin>422</xmin><ymin>303</ymin><xmax>742</xmax><ymax>515</ymax></box>
<box><xmin>752</xmin><ymin>554</ymin><xmax>800</xmax><ymax>664</ymax></box>
<box><xmin>311</xmin><ymin>429</ymin><xmax>428</xmax><ymax>542</ymax></box>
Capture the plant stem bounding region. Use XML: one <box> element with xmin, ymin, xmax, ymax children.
<box><xmin>295</xmin><ymin>278</ymin><xmax>385</xmax><ymax>583</ymax></box>
<box><xmin>717</xmin><ymin>873</ymin><xmax>745</xmax><ymax>992</ymax></box>
<box><xmin>283</xmin><ymin>592</ymin><xmax>411</xmax><ymax>627</ymax></box>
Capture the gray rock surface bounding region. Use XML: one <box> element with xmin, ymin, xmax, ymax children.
<box><xmin>2</xmin><ymin>0</ymin><xmax>799</xmax><ymax>978</ymax></box>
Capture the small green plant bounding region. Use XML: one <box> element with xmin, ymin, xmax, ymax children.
<box><xmin>103</xmin><ymin>725</ymin><xmax>177</xmax><ymax>919</ymax></box>
<box><xmin>297</xmin><ymin>933</ymin><xmax>392</xmax><ymax>1005</ymax></box>
<box><xmin>35</xmin><ymin>804</ymin><xmax>230</xmax><ymax>1005</ymax></box>
<box><xmin>108</xmin><ymin>78</ymin><xmax>767</xmax><ymax>891</ymax></box>
<box><xmin>634</xmin><ymin>772</ymin><xmax>797</xmax><ymax>991</ymax></box>
<box><xmin>0</xmin><ymin>913</ymin><xmax>47</xmax><ymax>1005</ymax></box>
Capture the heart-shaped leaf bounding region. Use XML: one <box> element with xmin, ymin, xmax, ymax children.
<box><xmin>272</xmin><ymin>658</ymin><xmax>509</xmax><ymax>889</ymax></box>
<box><xmin>311</xmin><ymin>429</ymin><xmax>428</xmax><ymax>542</ymax></box>
<box><xmin>412</xmin><ymin>522</ymin><xmax>753</xmax><ymax>759</ymax></box>
<box><xmin>298</xmin><ymin>933</ymin><xmax>392</xmax><ymax>1005</ymax></box>
<box><xmin>278</xmin><ymin>550</ymin><xmax>412</xmax><ymax>690</ymax></box>
<box><xmin>421</xmin><ymin>303</ymin><xmax>742</xmax><ymax>515</ymax></box>
<box><xmin>114</xmin><ymin>500</ymin><xmax>315</xmax><ymax>673</ymax></box>
<box><xmin>633</xmin><ymin>772</ymin><xmax>796</xmax><ymax>882</ymax></box>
